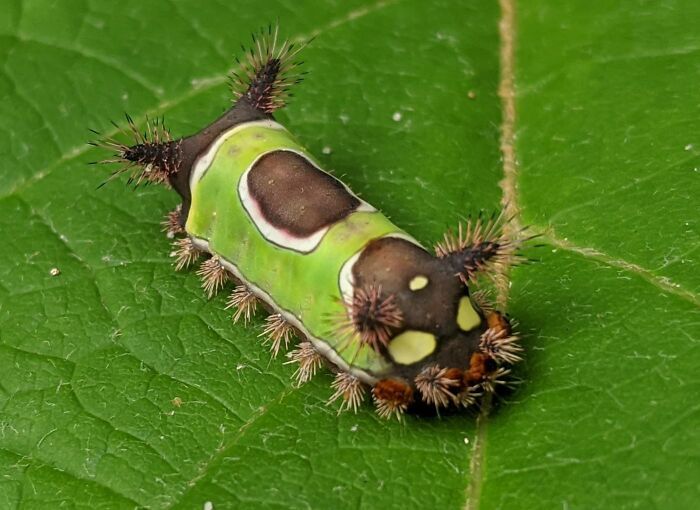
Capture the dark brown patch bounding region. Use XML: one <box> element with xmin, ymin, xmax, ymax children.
<box><xmin>247</xmin><ymin>150</ymin><xmax>360</xmax><ymax>237</ymax></box>
<box><xmin>352</xmin><ymin>237</ymin><xmax>464</xmax><ymax>338</ymax></box>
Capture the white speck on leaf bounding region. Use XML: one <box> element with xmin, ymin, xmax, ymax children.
<box><xmin>392</xmin><ymin>111</ymin><xmax>402</xmax><ymax>122</ymax></box>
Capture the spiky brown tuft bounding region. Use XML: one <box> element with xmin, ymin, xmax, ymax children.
<box><xmin>470</xmin><ymin>288</ymin><xmax>495</xmax><ymax>314</ymax></box>
<box><xmin>415</xmin><ymin>365</ymin><xmax>463</xmax><ymax>408</ymax></box>
<box><xmin>372</xmin><ymin>379</ymin><xmax>413</xmax><ymax>420</ymax></box>
<box><xmin>286</xmin><ymin>341</ymin><xmax>322</xmax><ymax>385</ymax></box>
<box><xmin>161</xmin><ymin>205</ymin><xmax>185</xmax><ymax>238</ymax></box>
<box><xmin>259</xmin><ymin>313</ymin><xmax>295</xmax><ymax>357</ymax></box>
<box><xmin>225</xmin><ymin>285</ymin><xmax>259</xmax><ymax>325</ymax></box>
<box><xmin>197</xmin><ymin>256</ymin><xmax>229</xmax><ymax>298</ymax></box>
<box><xmin>479</xmin><ymin>328</ymin><xmax>523</xmax><ymax>364</ymax></box>
<box><xmin>482</xmin><ymin>367</ymin><xmax>512</xmax><ymax>394</ymax></box>
<box><xmin>340</xmin><ymin>285</ymin><xmax>403</xmax><ymax>354</ymax></box>
<box><xmin>435</xmin><ymin>211</ymin><xmax>531</xmax><ymax>286</ymax></box>
<box><xmin>457</xmin><ymin>384</ymin><xmax>482</xmax><ymax>408</ymax></box>
<box><xmin>90</xmin><ymin>114</ymin><xmax>181</xmax><ymax>187</ymax></box>
<box><xmin>170</xmin><ymin>237</ymin><xmax>202</xmax><ymax>270</ymax></box>
<box><xmin>327</xmin><ymin>371</ymin><xmax>366</xmax><ymax>414</ymax></box>
<box><xmin>229</xmin><ymin>24</ymin><xmax>308</xmax><ymax>113</ymax></box>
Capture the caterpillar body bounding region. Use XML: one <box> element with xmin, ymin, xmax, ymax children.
<box><xmin>92</xmin><ymin>27</ymin><xmax>526</xmax><ymax>420</ymax></box>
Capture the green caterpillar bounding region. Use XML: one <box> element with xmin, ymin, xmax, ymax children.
<box><xmin>92</xmin><ymin>26</ymin><xmax>526</xmax><ymax>419</ymax></box>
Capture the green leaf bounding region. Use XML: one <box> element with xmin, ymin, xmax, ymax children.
<box><xmin>0</xmin><ymin>1</ymin><xmax>697</xmax><ymax>509</ymax></box>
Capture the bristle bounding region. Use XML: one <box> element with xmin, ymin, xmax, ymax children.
<box><xmin>414</xmin><ymin>365</ymin><xmax>461</xmax><ymax>408</ymax></box>
<box><xmin>479</xmin><ymin>328</ymin><xmax>523</xmax><ymax>364</ymax></box>
<box><xmin>229</xmin><ymin>24</ymin><xmax>308</xmax><ymax>113</ymax></box>
<box><xmin>457</xmin><ymin>384</ymin><xmax>482</xmax><ymax>408</ymax></box>
<box><xmin>373</xmin><ymin>394</ymin><xmax>409</xmax><ymax>421</ymax></box>
<box><xmin>259</xmin><ymin>313</ymin><xmax>294</xmax><ymax>357</ymax></box>
<box><xmin>161</xmin><ymin>205</ymin><xmax>185</xmax><ymax>238</ymax></box>
<box><xmin>91</xmin><ymin>115</ymin><xmax>181</xmax><ymax>187</ymax></box>
<box><xmin>170</xmin><ymin>237</ymin><xmax>202</xmax><ymax>270</ymax></box>
<box><xmin>327</xmin><ymin>371</ymin><xmax>366</xmax><ymax>414</ymax></box>
<box><xmin>286</xmin><ymin>341</ymin><xmax>322</xmax><ymax>385</ymax></box>
<box><xmin>339</xmin><ymin>285</ymin><xmax>403</xmax><ymax>354</ymax></box>
<box><xmin>372</xmin><ymin>379</ymin><xmax>413</xmax><ymax>421</ymax></box>
<box><xmin>482</xmin><ymin>367</ymin><xmax>512</xmax><ymax>394</ymax></box>
<box><xmin>435</xmin><ymin>211</ymin><xmax>506</xmax><ymax>258</ymax></box>
<box><xmin>197</xmin><ymin>256</ymin><xmax>229</xmax><ymax>298</ymax></box>
<box><xmin>434</xmin><ymin>212</ymin><xmax>531</xmax><ymax>285</ymax></box>
<box><xmin>225</xmin><ymin>285</ymin><xmax>258</xmax><ymax>325</ymax></box>
<box><xmin>470</xmin><ymin>288</ymin><xmax>495</xmax><ymax>314</ymax></box>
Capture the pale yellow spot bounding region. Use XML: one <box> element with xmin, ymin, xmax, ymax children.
<box><xmin>457</xmin><ymin>296</ymin><xmax>481</xmax><ymax>332</ymax></box>
<box><xmin>409</xmin><ymin>275</ymin><xmax>429</xmax><ymax>291</ymax></box>
<box><xmin>387</xmin><ymin>330</ymin><xmax>436</xmax><ymax>365</ymax></box>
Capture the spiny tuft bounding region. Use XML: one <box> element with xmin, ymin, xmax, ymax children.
<box><xmin>286</xmin><ymin>341</ymin><xmax>322</xmax><ymax>385</ymax></box>
<box><xmin>479</xmin><ymin>328</ymin><xmax>523</xmax><ymax>364</ymax></box>
<box><xmin>197</xmin><ymin>256</ymin><xmax>229</xmax><ymax>298</ymax></box>
<box><xmin>225</xmin><ymin>285</ymin><xmax>259</xmax><ymax>325</ymax></box>
<box><xmin>340</xmin><ymin>285</ymin><xmax>403</xmax><ymax>354</ymax></box>
<box><xmin>259</xmin><ymin>314</ymin><xmax>295</xmax><ymax>357</ymax></box>
<box><xmin>170</xmin><ymin>237</ymin><xmax>201</xmax><ymax>270</ymax></box>
<box><xmin>229</xmin><ymin>24</ymin><xmax>309</xmax><ymax>113</ymax></box>
<box><xmin>414</xmin><ymin>365</ymin><xmax>462</xmax><ymax>408</ymax></box>
<box><xmin>327</xmin><ymin>371</ymin><xmax>366</xmax><ymax>414</ymax></box>
<box><xmin>90</xmin><ymin>114</ymin><xmax>181</xmax><ymax>187</ymax></box>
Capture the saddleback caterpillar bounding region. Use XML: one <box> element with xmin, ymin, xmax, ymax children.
<box><xmin>91</xmin><ymin>26</ymin><xmax>529</xmax><ymax>420</ymax></box>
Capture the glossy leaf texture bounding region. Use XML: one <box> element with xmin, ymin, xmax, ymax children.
<box><xmin>0</xmin><ymin>1</ymin><xmax>697</xmax><ymax>509</ymax></box>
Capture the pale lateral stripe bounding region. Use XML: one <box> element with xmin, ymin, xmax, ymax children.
<box><xmin>189</xmin><ymin>235</ymin><xmax>379</xmax><ymax>385</ymax></box>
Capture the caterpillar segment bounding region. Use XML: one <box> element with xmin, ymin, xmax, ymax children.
<box><xmin>92</xmin><ymin>27</ymin><xmax>527</xmax><ymax>419</ymax></box>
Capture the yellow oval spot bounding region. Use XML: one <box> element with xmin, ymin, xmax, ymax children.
<box><xmin>457</xmin><ymin>296</ymin><xmax>481</xmax><ymax>332</ymax></box>
<box><xmin>409</xmin><ymin>275</ymin><xmax>429</xmax><ymax>291</ymax></box>
<box><xmin>388</xmin><ymin>330</ymin><xmax>436</xmax><ymax>365</ymax></box>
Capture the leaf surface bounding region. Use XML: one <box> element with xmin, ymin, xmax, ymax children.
<box><xmin>0</xmin><ymin>1</ymin><xmax>697</xmax><ymax>509</ymax></box>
